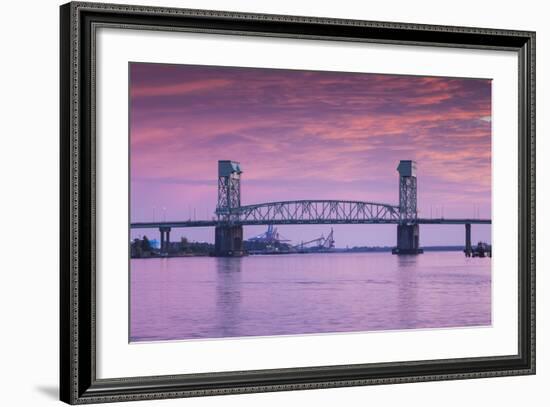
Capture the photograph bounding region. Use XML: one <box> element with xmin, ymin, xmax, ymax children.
<box><xmin>129</xmin><ymin>63</ymin><xmax>493</xmax><ymax>342</ymax></box>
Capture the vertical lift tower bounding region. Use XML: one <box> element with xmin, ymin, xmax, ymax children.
<box><xmin>215</xmin><ymin>160</ymin><xmax>245</xmax><ymax>256</ymax></box>
<box><xmin>392</xmin><ymin>160</ymin><xmax>423</xmax><ymax>254</ymax></box>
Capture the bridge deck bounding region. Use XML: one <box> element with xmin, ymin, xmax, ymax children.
<box><xmin>416</xmin><ymin>218</ymin><xmax>491</xmax><ymax>225</ymax></box>
<box><xmin>130</xmin><ymin>218</ymin><xmax>491</xmax><ymax>229</ymax></box>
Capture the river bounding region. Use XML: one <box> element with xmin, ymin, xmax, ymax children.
<box><xmin>130</xmin><ymin>252</ymin><xmax>491</xmax><ymax>342</ymax></box>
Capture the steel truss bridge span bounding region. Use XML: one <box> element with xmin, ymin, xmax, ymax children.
<box><xmin>130</xmin><ymin>217</ymin><xmax>491</xmax><ymax>229</ymax></box>
<box><xmin>130</xmin><ymin>160</ymin><xmax>492</xmax><ymax>256</ymax></box>
<box><xmin>219</xmin><ymin>199</ymin><xmax>401</xmax><ymax>225</ymax></box>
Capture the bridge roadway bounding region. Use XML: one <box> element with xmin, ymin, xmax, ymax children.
<box><xmin>130</xmin><ymin>218</ymin><xmax>491</xmax><ymax>229</ymax></box>
<box><xmin>131</xmin><ymin>200</ymin><xmax>490</xmax><ymax>229</ymax></box>
<box><xmin>130</xmin><ymin>199</ymin><xmax>490</xmax><ymax>256</ymax></box>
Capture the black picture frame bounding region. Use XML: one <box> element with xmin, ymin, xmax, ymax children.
<box><xmin>60</xmin><ymin>1</ymin><xmax>536</xmax><ymax>404</ymax></box>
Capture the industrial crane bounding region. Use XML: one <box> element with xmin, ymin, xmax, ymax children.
<box><xmin>294</xmin><ymin>228</ymin><xmax>335</xmax><ymax>251</ymax></box>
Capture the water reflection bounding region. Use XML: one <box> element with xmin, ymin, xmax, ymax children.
<box><xmin>397</xmin><ymin>254</ymin><xmax>418</xmax><ymax>268</ymax></box>
<box><xmin>215</xmin><ymin>257</ymin><xmax>242</xmax><ymax>338</ymax></box>
<box><xmin>130</xmin><ymin>252</ymin><xmax>491</xmax><ymax>341</ymax></box>
<box><xmin>396</xmin><ymin>255</ymin><xmax>419</xmax><ymax>328</ymax></box>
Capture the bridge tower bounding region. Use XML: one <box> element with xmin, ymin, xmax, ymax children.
<box><xmin>214</xmin><ymin>160</ymin><xmax>245</xmax><ymax>256</ymax></box>
<box><xmin>393</xmin><ymin>160</ymin><xmax>423</xmax><ymax>255</ymax></box>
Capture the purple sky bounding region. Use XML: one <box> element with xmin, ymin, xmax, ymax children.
<box><xmin>130</xmin><ymin>63</ymin><xmax>492</xmax><ymax>247</ymax></box>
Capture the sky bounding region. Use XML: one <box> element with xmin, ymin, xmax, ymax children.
<box><xmin>130</xmin><ymin>63</ymin><xmax>492</xmax><ymax>247</ymax></box>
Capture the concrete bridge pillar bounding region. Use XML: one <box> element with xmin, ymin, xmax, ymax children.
<box><xmin>465</xmin><ymin>223</ymin><xmax>472</xmax><ymax>256</ymax></box>
<box><xmin>215</xmin><ymin>225</ymin><xmax>244</xmax><ymax>257</ymax></box>
<box><xmin>392</xmin><ymin>224</ymin><xmax>423</xmax><ymax>255</ymax></box>
<box><xmin>159</xmin><ymin>226</ymin><xmax>171</xmax><ymax>254</ymax></box>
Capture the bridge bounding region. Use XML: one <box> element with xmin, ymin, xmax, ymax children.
<box><xmin>130</xmin><ymin>160</ymin><xmax>491</xmax><ymax>256</ymax></box>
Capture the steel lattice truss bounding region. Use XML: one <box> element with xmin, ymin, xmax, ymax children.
<box><xmin>216</xmin><ymin>175</ymin><xmax>241</xmax><ymax>220</ymax></box>
<box><xmin>399</xmin><ymin>176</ymin><xmax>417</xmax><ymax>222</ymax></box>
<box><xmin>221</xmin><ymin>200</ymin><xmax>400</xmax><ymax>225</ymax></box>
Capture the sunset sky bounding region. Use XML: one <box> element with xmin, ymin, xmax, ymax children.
<box><xmin>130</xmin><ymin>63</ymin><xmax>492</xmax><ymax>247</ymax></box>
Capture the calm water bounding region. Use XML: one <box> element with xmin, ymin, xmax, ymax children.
<box><xmin>130</xmin><ymin>252</ymin><xmax>491</xmax><ymax>342</ymax></box>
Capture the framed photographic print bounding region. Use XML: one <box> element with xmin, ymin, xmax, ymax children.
<box><xmin>60</xmin><ymin>1</ymin><xmax>536</xmax><ymax>404</ymax></box>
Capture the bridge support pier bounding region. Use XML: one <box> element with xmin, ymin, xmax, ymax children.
<box><xmin>159</xmin><ymin>226</ymin><xmax>171</xmax><ymax>254</ymax></box>
<box><xmin>464</xmin><ymin>223</ymin><xmax>472</xmax><ymax>256</ymax></box>
<box><xmin>214</xmin><ymin>225</ymin><xmax>245</xmax><ymax>257</ymax></box>
<box><xmin>392</xmin><ymin>224</ymin><xmax>423</xmax><ymax>255</ymax></box>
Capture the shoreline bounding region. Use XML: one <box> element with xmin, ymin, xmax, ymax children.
<box><xmin>130</xmin><ymin>246</ymin><xmax>475</xmax><ymax>259</ymax></box>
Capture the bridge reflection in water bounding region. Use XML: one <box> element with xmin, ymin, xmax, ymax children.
<box><xmin>130</xmin><ymin>160</ymin><xmax>491</xmax><ymax>256</ymax></box>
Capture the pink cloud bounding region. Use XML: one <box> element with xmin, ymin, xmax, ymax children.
<box><xmin>131</xmin><ymin>78</ymin><xmax>233</xmax><ymax>98</ymax></box>
<box><xmin>129</xmin><ymin>63</ymin><xmax>492</xmax><ymax>242</ymax></box>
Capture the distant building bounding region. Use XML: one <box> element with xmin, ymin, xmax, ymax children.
<box><xmin>149</xmin><ymin>238</ymin><xmax>160</xmax><ymax>249</ymax></box>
